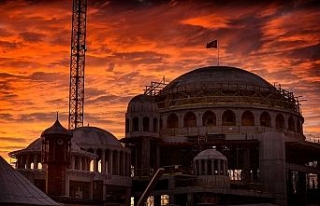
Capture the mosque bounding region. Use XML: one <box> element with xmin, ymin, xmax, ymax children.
<box><xmin>7</xmin><ymin>65</ymin><xmax>320</xmax><ymax>206</ymax></box>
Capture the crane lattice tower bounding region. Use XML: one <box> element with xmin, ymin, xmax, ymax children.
<box><xmin>68</xmin><ymin>0</ymin><xmax>87</xmax><ymax>130</ymax></box>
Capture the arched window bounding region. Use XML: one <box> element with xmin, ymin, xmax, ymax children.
<box><xmin>167</xmin><ymin>113</ymin><xmax>179</xmax><ymax>128</ymax></box>
<box><xmin>125</xmin><ymin>118</ymin><xmax>129</xmax><ymax>132</ymax></box>
<box><xmin>143</xmin><ymin>117</ymin><xmax>150</xmax><ymax>132</ymax></box>
<box><xmin>202</xmin><ymin>111</ymin><xmax>216</xmax><ymax>126</ymax></box>
<box><xmin>37</xmin><ymin>162</ymin><xmax>42</xmax><ymax>170</ymax></box>
<box><xmin>276</xmin><ymin>114</ymin><xmax>285</xmax><ymax>129</ymax></box>
<box><xmin>133</xmin><ymin>117</ymin><xmax>139</xmax><ymax>131</ymax></box>
<box><xmin>288</xmin><ymin>116</ymin><xmax>295</xmax><ymax>131</ymax></box>
<box><xmin>296</xmin><ymin>120</ymin><xmax>302</xmax><ymax>132</ymax></box>
<box><xmin>184</xmin><ymin>112</ymin><xmax>196</xmax><ymax>127</ymax></box>
<box><xmin>222</xmin><ymin>110</ymin><xmax>236</xmax><ymax>126</ymax></box>
<box><xmin>242</xmin><ymin>110</ymin><xmax>254</xmax><ymax>126</ymax></box>
<box><xmin>153</xmin><ymin>118</ymin><xmax>158</xmax><ymax>132</ymax></box>
<box><xmin>260</xmin><ymin>112</ymin><xmax>271</xmax><ymax>127</ymax></box>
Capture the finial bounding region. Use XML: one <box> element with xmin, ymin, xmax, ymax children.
<box><xmin>56</xmin><ymin>111</ymin><xmax>59</xmax><ymax>121</ymax></box>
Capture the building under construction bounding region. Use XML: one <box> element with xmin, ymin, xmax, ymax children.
<box><xmin>121</xmin><ymin>65</ymin><xmax>320</xmax><ymax>206</ymax></box>
<box><xmin>7</xmin><ymin>65</ymin><xmax>320</xmax><ymax>206</ymax></box>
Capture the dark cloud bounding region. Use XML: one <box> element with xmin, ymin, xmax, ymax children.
<box><xmin>29</xmin><ymin>72</ymin><xmax>65</xmax><ymax>82</ymax></box>
<box><xmin>288</xmin><ymin>43</ymin><xmax>320</xmax><ymax>61</ymax></box>
<box><xmin>0</xmin><ymin>40</ymin><xmax>19</xmax><ymax>50</ymax></box>
<box><xmin>0</xmin><ymin>137</ymin><xmax>28</xmax><ymax>143</ymax></box>
<box><xmin>20</xmin><ymin>32</ymin><xmax>45</xmax><ymax>43</ymax></box>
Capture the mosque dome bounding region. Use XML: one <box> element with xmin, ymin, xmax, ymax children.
<box><xmin>162</xmin><ymin>66</ymin><xmax>274</xmax><ymax>94</ymax></box>
<box><xmin>26</xmin><ymin>138</ymin><xmax>42</xmax><ymax>151</ymax></box>
<box><xmin>127</xmin><ymin>94</ymin><xmax>158</xmax><ymax>113</ymax></box>
<box><xmin>72</xmin><ymin>126</ymin><xmax>121</xmax><ymax>147</ymax></box>
<box><xmin>194</xmin><ymin>149</ymin><xmax>227</xmax><ymax>161</ymax></box>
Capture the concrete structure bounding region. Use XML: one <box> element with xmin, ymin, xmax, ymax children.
<box><xmin>8</xmin><ymin>65</ymin><xmax>320</xmax><ymax>206</ymax></box>
<box><xmin>122</xmin><ymin>66</ymin><xmax>320</xmax><ymax>206</ymax></box>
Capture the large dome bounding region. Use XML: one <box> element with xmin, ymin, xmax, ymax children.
<box><xmin>72</xmin><ymin>126</ymin><xmax>121</xmax><ymax>147</ymax></box>
<box><xmin>162</xmin><ymin>66</ymin><xmax>274</xmax><ymax>94</ymax></box>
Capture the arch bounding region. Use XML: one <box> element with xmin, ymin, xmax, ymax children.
<box><xmin>125</xmin><ymin>118</ymin><xmax>129</xmax><ymax>132</ymax></box>
<box><xmin>184</xmin><ymin>111</ymin><xmax>196</xmax><ymax>127</ymax></box>
<box><xmin>37</xmin><ymin>162</ymin><xmax>42</xmax><ymax>170</ymax></box>
<box><xmin>276</xmin><ymin>114</ymin><xmax>285</xmax><ymax>129</ymax></box>
<box><xmin>153</xmin><ymin>118</ymin><xmax>158</xmax><ymax>132</ymax></box>
<box><xmin>133</xmin><ymin>117</ymin><xmax>139</xmax><ymax>131</ymax></box>
<box><xmin>90</xmin><ymin>160</ymin><xmax>94</xmax><ymax>172</ymax></box>
<box><xmin>30</xmin><ymin>162</ymin><xmax>35</xmax><ymax>170</ymax></box>
<box><xmin>167</xmin><ymin>113</ymin><xmax>178</xmax><ymax>129</ymax></box>
<box><xmin>222</xmin><ymin>110</ymin><xmax>236</xmax><ymax>126</ymax></box>
<box><xmin>260</xmin><ymin>112</ymin><xmax>271</xmax><ymax>127</ymax></box>
<box><xmin>296</xmin><ymin>120</ymin><xmax>302</xmax><ymax>132</ymax></box>
<box><xmin>202</xmin><ymin>111</ymin><xmax>216</xmax><ymax>126</ymax></box>
<box><xmin>98</xmin><ymin>159</ymin><xmax>102</xmax><ymax>173</ymax></box>
<box><xmin>143</xmin><ymin>117</ymin><xmax>150</xmax><ymax>132</ymax></box>
<box><xmin>288</xmin><ymin>116</ymin><xmax>295</xmax><ymax>131</ymax></box>
<box><xmin>242</xmin><ymin>110</ymin><xmax>254</xmax><ymax>126</ymax></box>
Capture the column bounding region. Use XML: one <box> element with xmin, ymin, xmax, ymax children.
<box><xmin>34</xmin><ymin>155</ymin><xmax>38</xmax><ymax>169</ymax></box>
<box><xmin>211</xmin><ymin>159</ymin><xmax>215</xmax><ymax>175</ymax></box>
<box><xmin>199</xmin><ymin>160</ymin><xmax>202</xmax><ymax>175</ymax></box>
<box><xmin>93</xmin><ymin>149</ymin><xmax>98</xmax><ymax>172</ymax></box>
<box><xmin>217</xmin><ymin>160</ymin><xmax>221</xmax><ymax>175</ymax></box>
<box><xmin>71</xmin><ymin>156</ymin><xmax>75</xmax><ymax>170</ymax></box>
<box><xmin>122</xmin><ymin>151</ymin><xmax>126</xmax><ymax>176</ymax></box>
<box><xmin>79</xmin><ymin>157</ymin><xmax>83</xmax><ymax>171</ymax></box>
<box><xmin>204</xmin><ymin>160</ymin><xmax>208</xmax><ymax>175</ymax></box>
<box><xmin>109</xmin><ymin>150</ymin><xmax>113</xmax><ymax>175</ymax></box>
<box><xmin>101</xmin><ymin>150</ymin><xmax>106</xmax><ymax>173</ymax></box>
<box><xmin>117</xmin><ymin>150</ymin><xmax>121</xmax><ymax>175</ymax></box>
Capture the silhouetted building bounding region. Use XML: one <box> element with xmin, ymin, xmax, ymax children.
<box><xmin>8</xmin><ymin>65</ymin><xmax>320</xmax><ymax>206</ymax></box>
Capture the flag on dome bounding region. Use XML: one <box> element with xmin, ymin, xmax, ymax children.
<box><xmin>206</xmin><ymin>39</ymin><xmax>218</xmax><ymax>48</ymax></box>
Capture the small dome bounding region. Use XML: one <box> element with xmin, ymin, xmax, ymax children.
<box><xmin>73</xmin><ymin>126</ymin><xmax>121</xmax><ymax>147</ymax></box>
<box><xmin>127</xmin><ymin>94</ymin><xmax>158</xmax><ymax>113</ymax></box>
<box><xmin>41</xmin><ymin>119</ymin><xmax>71</xmax><ymax>137</ymax></box>
<box><xmin>194</xmin><ymin>149</ymin><xmax>227</xmax><ymax>161</ymax></box>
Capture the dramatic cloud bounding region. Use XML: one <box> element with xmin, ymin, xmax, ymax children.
<box><xmin>0</xmin><ymin>0</ymin><xmax>320</xmax><ymax>162</ymax></box>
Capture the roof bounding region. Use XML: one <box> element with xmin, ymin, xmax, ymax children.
<box><xmin>73</xmin><ymin>126</ymin><xmax>121</xmax><ymax>148</ymax></box>
<box><xmin>194</xmin><ymin>149</ymin><xmax>227</xmax><ymax>161</ymax></box>
<box><xmin>127</xmin><ymin>94</ymin><xmax>158</xmax><ymax>113</ymax></box>
<box><xmin>41</xmin><ymin>119</ymin><xmax>71</xmax><ymax>137</ymax></box>
<box><xmin>162</xmin><ymin>66</ymin><xmax>274</xmax><ymax>93</ymax></box>
<box><xmin>0</xmin><ymin>155</ymin><xmax>60</xmax><ymax>205</ymax></box>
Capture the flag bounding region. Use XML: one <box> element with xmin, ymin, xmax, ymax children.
<box><xmin>206</xmin><ymin>39</ymin><xmax>218</xmax><ymax>48</ymax></box>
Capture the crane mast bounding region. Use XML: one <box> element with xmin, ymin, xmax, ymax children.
<box><xmin>68</xmin><ymin>0</ymin><xmax>87</xmax><ymax>130</ymax></box>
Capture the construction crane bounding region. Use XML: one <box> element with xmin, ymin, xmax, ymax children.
<box><xmin>68</xmin><ymin>0</ymin><xmax>87</xmax><ymax>130</ymax></box>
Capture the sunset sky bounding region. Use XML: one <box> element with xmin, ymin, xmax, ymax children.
<box><xmin>1</xmin><ymin>0</ymin><xmax>320</xmax><ymax>162</ymax></box>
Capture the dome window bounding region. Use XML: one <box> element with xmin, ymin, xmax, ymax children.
<box><xmin>202</xmin><ymin>111</ymin><xmax>216</xmax><ymax>126</ymax></box>
<box><xmin>167</xmin><ymin>113</ymin><xmax>179</xmax><ymax>129</ymax></box>
<box><xmin>184</xmin><ymin>112</ymin><xmax>197</xmax><ymax>127</ymax></box>
<box><xmin>260</xmin><ymin>112</ymin><xmax>271</xmax><ymax>127</ymax></box>
<box><xmin>296</xmin><ymin>120</ymin><xmax>302</xmax><ymax>132</ymax></box>
<box><xmin>242</xmin><ymin>110</ymin><xmax>254</xmax><ymax>126</ymax></box>
<box><xmin>276</xmin><ymin>114</ymin><xmax>285</xmax><ymax>129</ymax></box>
<box><xmin>288</xmin><ymin>117</ymin><xmax>295</xmax><ymax>131</ymax></box>
<box><xmin>143</xmin><ymin>117</ymin><xmax>150</xmax><ymax>132</ymax></box>
<box><xmin>133</xmin><ymin>117</ymin><xmax>139</xmax><ymax>132</ymax></box>
<box><xmin>153</xmin><ymin>118</ymin><xmax>158</xmax><ymax>132</ymax></box>
<box><xmin>222</xmin><ymin>110</ymin><xmax>236</xmax><ymax>126</ymax></box>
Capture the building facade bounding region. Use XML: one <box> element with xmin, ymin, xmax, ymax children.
<box><xmin>9</xmin><ymin>65</ymin><xmax>320</xmax><ymax>206</ymax></box>
<box><xmin>122</xmin><ymin>66</ymin><xmax>320</xmax><ymax>206</ymax></box>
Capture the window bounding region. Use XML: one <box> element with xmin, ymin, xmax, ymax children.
<box><xmin>167</xmin><ymin>113</ymin><xmax>178</xmax><ymax>128</ymax></box>
<box><xmin>133</xmin><ymin>117</ymin><xmax>139</xmax><ymax>131</ymax></box>
<box><xmin>276</xmin><ymin>114</ymin><xmax>285</xmax><ymax>129</ymax></box>
<box><xmin>184</xmin><ymin>112</ymin><xmax>196</xmax><ymax>127</ymax></box>
<box><xmin>288</xmin><ymin>116</ymin><xmax>295</xmax><ymax>131</ymax></box>
<box><xmin>143</xmin><ymin>117</ymin><xmax>150</xmax><ymax>132</ymax></box>
<box><xmin>242</xmin><ymin>110</ymin><xmax>254</xmax><ymax>126</ymax></box>
<box><xmin>153</xmin><ymin>118</ymin><xmax>158</xmax><ymax>132</ymax></box>
<box><xmin>260</xmin><ymin>112</ymin><xmax>271</xmax><ymax>127</ymax></box>
<box><xmin>222</xmin><ymin>110</ymin><xmax>236</xmax><ymax>126</ymax></box>
<box><xmin>202</xmin><ymin>111</ymin><xmax>216</xmax><ymax>126</ymax></box>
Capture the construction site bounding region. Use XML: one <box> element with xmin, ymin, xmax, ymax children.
<box><xmin>3</xmin><ymin>0</ymin><xmax>320</xmax><ymax>206</ymax></box>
